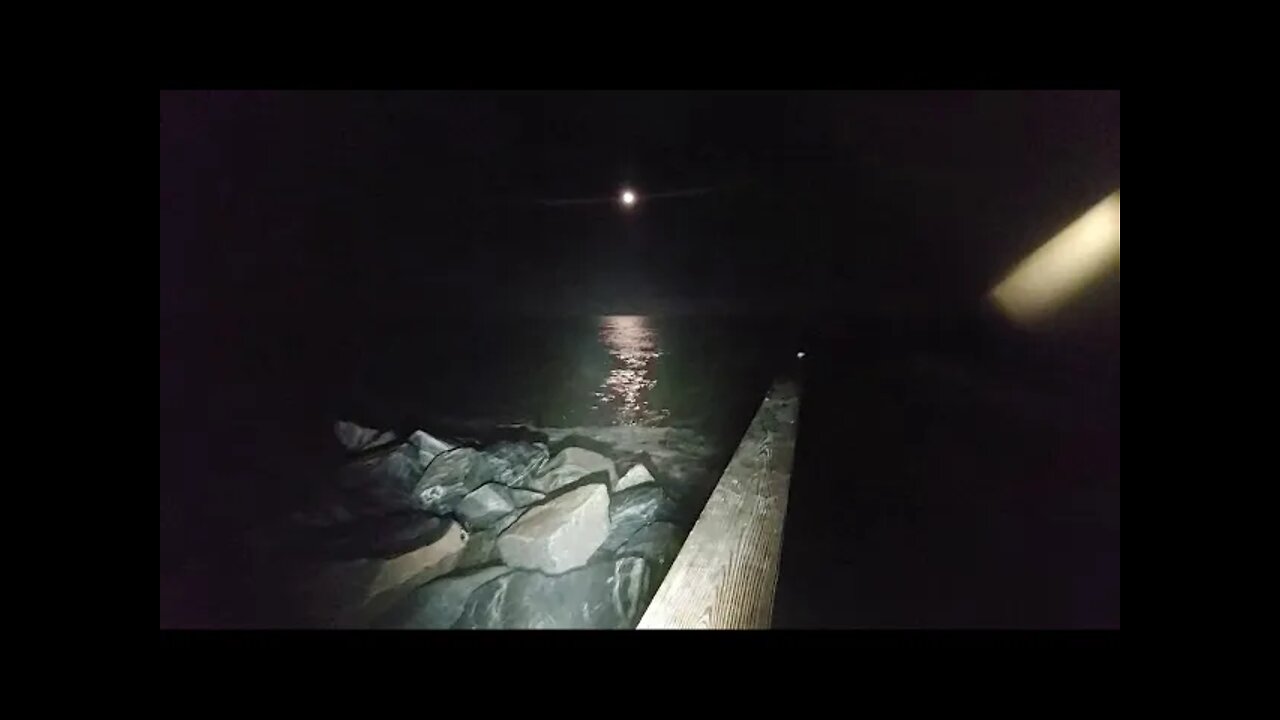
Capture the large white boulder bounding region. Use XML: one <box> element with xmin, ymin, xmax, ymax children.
<box><xmin>408</xmin><ymin>430</ymin><xmax>455</xmax><ymax>462</ymax></box>
<box><xmin>615</xmin><ymin>463</ymin><xmax>656</xmax><ymax>491</ymax></box>
<box><xmin>498</xmin><ymin>484</ymin><xmax>610</xmax><ymax>574</ymax></box>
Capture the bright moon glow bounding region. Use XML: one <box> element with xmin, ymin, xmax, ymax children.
<box><xmin>990</xmin><ymin>191</ymin><xmax>1120</xmax><ymax>326</ymax></box>
<box><xmin>621</xmin><ymin>190</ymin><xmax>636</xmax><ymax>206</ymax></box>
<box><xmin>797</xmin><ymin>351</ymin><xmax>806</xmax><ymax>359</ymax></box>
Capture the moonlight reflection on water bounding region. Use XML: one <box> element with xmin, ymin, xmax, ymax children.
<box><xmin>596</xmin><ymin>316</ymin><xmax>668</xmax><ymax>426</ymax></box>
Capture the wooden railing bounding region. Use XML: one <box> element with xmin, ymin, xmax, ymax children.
<box><xmin>638</xmin><ymin>380</ymin><xmax>801</xmax><ymax>629</ymax></box>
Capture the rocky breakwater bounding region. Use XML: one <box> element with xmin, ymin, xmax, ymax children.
<box><xmin>248</xmin><ymin>421</ymin><xmax>702</xmax><ymax>628</ymax></box>
<box><xmin>373</xmin><ymin>443</ymin><xmax>693</xmax><ymax>629</ymax></box>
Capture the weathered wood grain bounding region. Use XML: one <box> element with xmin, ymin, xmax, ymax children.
<box><xmin>638</xmin><ymin>380</ymin><xmax>801</xmax><ymax>629</ymax></box>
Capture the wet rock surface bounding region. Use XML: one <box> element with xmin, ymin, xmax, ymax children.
<box><xmin>245</xmin><ymin>420</ymin><xmax>721</xmax><ymax>629</ymax></box>
<box><xmin>600</xmin><ymin>485</ymin><xmax>682</xmax><ymax>554</ymax></box>
<box><xmin>538</xmin><ymin>427</ymin><xmax>720</xmax><ymax>504</ymax></box>
<box><xmin>374</xmin><ymin>566</ymin><xmax>513</xmax><ymax>629</ymax></box>
<box><xmin>484</xmin><ymin>442</ymin><xmax>552</xmax><ymax>488</ymax></box>
<box><xmin>360</xmin><ymin>522</ymin><xmax>467</xmax><ymax>605</ymax></box>
<box><xmin>508</xmin><ymin>488</ymin><xmax>546</xmax><ymax>508</ymax></box>
<box><xmin>519</xmin><ymin>447</ymin><xmax>617</xmax><ymax>493</ymax></box>
<box><xmin>412</xmin><ymin>448</ymin><xmax>490</xmax><ymax>513</ymax></box>
<box><xmin>616</xmin><ymin>522</ymin><xmax>681</xmax><ymax>571</ymax></box>
<box><xmin>456</xmin><ymin>484</ymin><xmax>516</xmax><ymax>530</ymax></box>
<box><xmin>453</xmin><ymin>558</ymin><xmax>652</xmax><ymax>629</ymax></box>
<box><xmin>455</xmin><ymin>508</ymin><xmax>524</xmax><ymax>571</ymax></box>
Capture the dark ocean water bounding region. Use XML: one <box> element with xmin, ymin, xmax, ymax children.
<box><xmin>339</xmin><ymin>315</ymin><xmax>796</xmax><ymax>437</ymax></box>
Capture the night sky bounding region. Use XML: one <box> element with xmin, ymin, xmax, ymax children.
<box><xmin>160</xmin><ymin>91</ymin><xmax>1119</xmax><ymax>321</ymax></box>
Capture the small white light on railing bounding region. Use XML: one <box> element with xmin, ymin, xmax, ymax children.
<box><xmin>796</xmin><ymin>351</ymin><xmax>806</xmax><ymax>359</ymax></box>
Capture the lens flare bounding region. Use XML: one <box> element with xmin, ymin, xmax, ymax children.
<box><xmin>990</xmin><ymin>191</ymin><xmax>1120</xmax><ymax>326</ymax></box>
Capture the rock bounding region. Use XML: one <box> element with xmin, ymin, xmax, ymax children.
<box><xmin>292</xmin><ymin>520</ymin><xmax>467</xmax><ymax>627</ymax></box>
<box><xmin>518</xmin><ymin>447</ymin><xmax>617</xmax><ymax>494</ymax></box>
<box><xmin>455</xmin><ymin>509</ymin><xmax>524</xmax><ymax>571</ymax></box>
<box><xmin>418</xmin><ymin>447</ymin><xmax>480</xmax><ymax>486</ymax></box>
<box><xmin>335</xmin><ymin>421</ymin><xmax>396</xmax><ymax>452</ymax></box>
<box><xmin>484</xmin><ymin>441</ymin><xmax>551</xmax><ymax>488</ymax></box>
<box><xmin>508</xmin><ymin>488</ymin><xmax>546</xmax><ymax>508</ymax></box>
<box><xmin>409</xmin><ymin>429</ymin><xmax>455</xmax><ymax>459</ymax></box>
<box><xmin>537</xmin><ymin>426</ymin><xmax>716</xmax><ymax>491</ymax></box>
<box><xmin>456</xmin><ymin>484</ymin><xmax>516</xmax><ymax>530</ymax></box>
<box><xmin>412</xmin><ymin>448</ymin><xmax>490</xmax><ymax>513</ymax></box>
<box><xmin>599</xmin><ymin>485</ymin><xmax>680</xmax><ymax>554</ymax></box>
<box><xmin>498</xmin><ymin>484</ymin><xmax>610</xmax><ymax>574</ymax></box>
<box><xmin>363</xmin><ymin>521</ymin><xmax>467</xmax><ymax>603</ymax></box>
<box><xmin>411</xmin><ymin>443</ymin><xmax>551</xmax><ymax>513</ymax></box>
<box><xmin>453</xmin><ymin>557</ymin><xmax>652</xmax><ymax>629</ymax></box>
<box><xmin>378</xmin><ymin>444</ymin><xmax>432</xmax><ymax>493</ymax></box>
<box><xmin>616</xmin><ymin>522</ymin><xmax>682</xmax><ymax>571</ymax></box>
<box><xmin>412</xmin><ymin>484</ymin><xmax>471</xmax><ymax>516</ymax></box>
<box><xmin>373</xmin><ymin>566</ymin><xmax>512</xmax><ymax>629</ymax></box>
<box><xmin>615</xmin><ymin>463</ymin><xmax>656</xmax><ymax>492</ymax></box>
